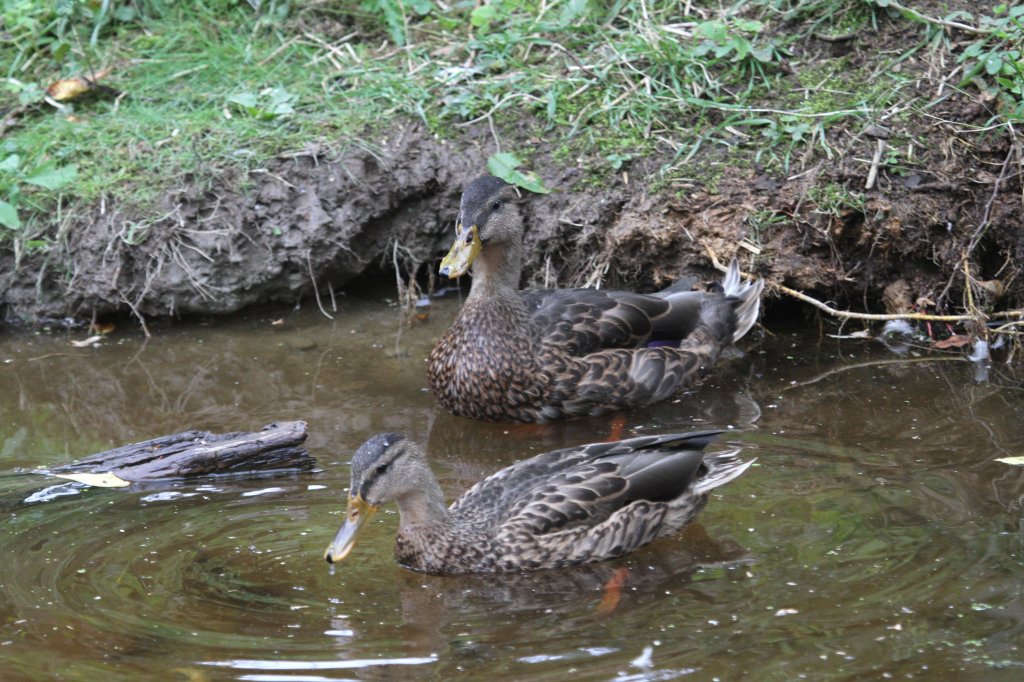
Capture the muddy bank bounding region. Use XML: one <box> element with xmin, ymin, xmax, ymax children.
<box><xmin>1</xmin><ymin>112</ymin><xmax>1022</xmax><ymax>328</ymax></box>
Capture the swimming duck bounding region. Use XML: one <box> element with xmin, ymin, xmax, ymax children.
<box><xmin>427</xmin><ymin>175</ymin><xmax>765</xmax><ymax>422</ymax></box>
<box><xmin>324</xmin><ymin>431</ymin><xmax>752</xmax><ymax>574</ymax></box>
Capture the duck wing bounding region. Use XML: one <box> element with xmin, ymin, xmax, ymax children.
<box><xmin>489</xmin><ymin>432</ymin><xmax>737</xmax><ymax>567</ymax></box>
<box><xmin>499</xmin><ymin>434</ymin><xmax>712</xmax><ymax>534</ymax></box>
<box><xmin>450</xmin><ymin>432</ymin><xmax>721</xmax><ymax>530</ymax></box>
<box><xmin>521</xmin><ymin>288</ymin><xmax>685</xmax><ymax>354</ymax></box>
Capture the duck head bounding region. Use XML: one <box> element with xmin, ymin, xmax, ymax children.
<box><xmin>439</xmin><ymin>176</ymin><xmax>523</xmax><ymax>279</ymax></box>
<box><xmin>325</xmin><ymin>433</ymin><xmax>414</xmax><ymax>564</ymax></box>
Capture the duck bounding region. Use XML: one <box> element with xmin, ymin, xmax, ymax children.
<box><xmin>324</xmin><ymin>431</ymin><xmax>753</xmax><ymax>574</ymax></box>
<box><xmin>427</xmin><ymin>175</ymin><xmax>765</xmax><ymax>422</ymax></box>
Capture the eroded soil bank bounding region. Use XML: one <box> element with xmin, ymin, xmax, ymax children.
<box><xmin>3</xmin><ymin>108</ymin><xmax>1021</xmax><ymax>330</ymax></box>
<box><xmin>3</xmin><ymin>1</ymin><xmax>1023</xmax><ymax>332</ymax></box>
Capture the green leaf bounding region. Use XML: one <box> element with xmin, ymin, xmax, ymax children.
<box><xmin>226</xmin><ymin>92</ymin><xmax>259</xmax><ymax>109</ymax></box>
<box><xmin>0</xmin><ymin>154</ymin><xmax>21</xmax><ymax>174</ymax></box>
<box><xmin>410</xmin><ymin>0</ymin><xmax>434</xmax><ymax>16</ymax></box>
<box><xmin>985</xmin><ymin>52</ymin><xmax>1004</xmax><ymax>75</ymax></box>
<box><xmin>486</xmin><ymin>153</ymin><xmax>551</xmax><ymax>194</ymax></box>
<box><xmin>696</xmin><ymin>21</ymin><xmax>727</xmax><ymax>43</ymax></box>
<box><xmin>471</xmin><ymin>4</ymin><xmax>497</xmax><ymax>29</ymax></box>
<box><xmin>732</xmin><ymin>38</ymin><xmax>750</xmax><ymax>62</ymax></box>
<box><xmin>378</xmin><ymin>0</ymin><xmax>406</xmax><ymax>46</ymax></box>
<box><xmin>0</xmin><ymin>199</ymin><xmax>21</xmax><ymax>230</ymax></box>
<box><xmin>24</xmin><ymin>163</ymin><xmax>78</xmax><ymax>190</ymax></box>
<box><xmin>734</xmin><ymin>19</ymin><xmax>763</xmax><ymax>33</ymax></box>
<box><xmin>961</xmin><ymin>43</ymin><xmax>984</xmax><ymax>59</ymax></box>
<box><xmin>114</xmin><ymin>6</ymin><xmax>137</xmax><ymax>22</ymax></box>
<box><xmin>266</xmin><ymin>87</ymin><xmax>296</xmax><ymax>116</ymax></box>
<box><xmin>558</xmin><ymin>0</ymin><xmax>589</xmax><ymax>26</ymax></box>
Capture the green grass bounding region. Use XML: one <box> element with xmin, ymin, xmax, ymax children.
<box><xmin>2</xmin><ymin>0</ymin><xmax>1023</xmax><ymax>250</ymax></box>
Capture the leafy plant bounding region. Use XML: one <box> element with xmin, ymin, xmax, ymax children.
<box><xmin>363</xmin><ymin>0</ymin><xmax>436</xmax><ymax>46</ymax></box>
<box><xmin>0</xmin><ymin>153</ymin><xmax>78</xmax><ymax>231</ymax></box>
<box><xmin>226</xmin><ymin>88</ymin><xmax>298</xmax><ymax>120</ymax></box>
<box><xmin>486</xmin><ymin>152</ymin><xmax>550</xmax><ymax>194</ymax></box>
<box><xmin>957</xmin><ymin>4</ymin><xmax>1024</xmax><ymax>118</ymax></box>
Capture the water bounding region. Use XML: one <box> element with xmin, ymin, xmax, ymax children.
<box><xmin>2</xmin><ymin>288</ymin><xmax>1022</xmax><ymax>680</ymax></box>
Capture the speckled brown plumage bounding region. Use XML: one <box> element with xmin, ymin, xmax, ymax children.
<box><xmin>324</xmin><ymin>431</ymin><xmax>753</xmax><ymax>575</ymax></box>
<box><xmin>427</xmin><ymin>175</ymin><xmax>764</xmax><ymax>422</ymax></box>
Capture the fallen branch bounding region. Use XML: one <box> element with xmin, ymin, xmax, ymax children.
<box><xmin>41</xmin><ymin>421</ymin><xmax>311</xmax><ymax>485</ymax></box>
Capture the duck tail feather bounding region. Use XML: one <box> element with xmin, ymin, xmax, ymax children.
<box><xmin>720</xmin><ymin>259</ymin><xmax>764</xmax><ymax>343</ymax></box>
<box><xmin>693</xmin><ymin>450</ymin><xmax>754</xmax><ymax>495</ymax></box>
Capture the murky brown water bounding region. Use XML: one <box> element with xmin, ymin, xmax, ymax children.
<box><xmin>2</xmin><ymin>288</ymin><xmax>1023</xmax><ymax>680</ymax></box>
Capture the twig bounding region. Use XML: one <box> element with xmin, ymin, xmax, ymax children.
<box><xmin>119</xmin><ymin>293</ymin><xmax>151</xmax><ymax>338</ymax></box>
<box><xmin>300</xmin><ymin>31</ymin><xmax>357</xmax><ymax>68</ymax></box>
<box><xmin>865</xmin><ymin>138</ymin><xmax>885</xmax><ymax>190</ymax></box>
<box><xmin>455</xmin><ymin>93</ymin><xmax>542</xmax><ymax>127</ymax></box>
<box><xmin>166</xmin><ymin>65</ymin><xmax>208</xmax><ymax>82</ymax></box>
<box><xmin>962</xmin><ymin>256</ymin><xmax>980</xmax><ymax>320</ymax></box>
<box><xmin>783</xmin><ymin>356</ymin><xmax>968</xmax><ymax>391</ymax></box>
<box><xmin>887</xmin><ymin>1</ymin><xmax>992</xmax><ymax>35</ymax></box>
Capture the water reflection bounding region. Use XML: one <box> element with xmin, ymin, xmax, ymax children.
<box><xmin>1</xmin><ymin>291</ymin><xmax>1023</xmax><ymax>678</ymax></box>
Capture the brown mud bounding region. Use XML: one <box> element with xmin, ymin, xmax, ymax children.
<box><xmin>2</xmin><ymin>11</ymin><xmax>1022</xmax><ymax>330</ymax></box>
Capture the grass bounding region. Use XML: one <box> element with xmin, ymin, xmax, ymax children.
<box><xmin>2</xmin><ymin>0</ymin><xmax>1023</xmax><ymax>252</ymax></box>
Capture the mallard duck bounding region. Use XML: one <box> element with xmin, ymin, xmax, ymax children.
<box><xmin>427</xmin><ymin>175</ymin><xmax>765</xmax><ymax>422</ymax></box>
<box><xmin>324</xmin><ymin>431</ymin><xmax>752</xmax><ymax>574</ymax></box>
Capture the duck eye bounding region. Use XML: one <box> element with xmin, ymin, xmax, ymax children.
<box><xmin>376</xmin><ymin>462</ymin><xmax>390</xmax><ymax>476</ymax></box>
<box><xmin>491</xmin><ymin>200</ymin><xmax>501</xmax><ymax>210</ymax></box>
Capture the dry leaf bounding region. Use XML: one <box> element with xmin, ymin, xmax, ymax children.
<box><xmin>931</xmin><ymin>335</ymin><xmax>971</xmax><ymax>350</ymax></box>
<box><xmin>995</xmin><ymin>456</ymin><xmax>1024</xmax><ymax>466</ymax></box>
<box><xmin>46</xmin><ymin>68</ymin><xmax>117</xmax><ymax>103</ymax></box>
<box><xmin>52</xmin><ymin>471</ymin><xmax>131</xmax><ymax>487</ymax></box>
<box><xmin>47</xmin><ymin>76</ymin><xmax>94</xmax><ymax>102</ymax></box>
<box><xmin>271</xmin><ymin>318</ymin><xmax>285</xmax><ymax>326</ymax></box>
<box><xmin>595</xmin><ymin>567</ymin><xmax>630</xmax><ymax>615</ymax></box>
<box><xmin>976</xmin><ymin>279</ymin><xmax>1005</xmax><ymax>300</ymax></box>
<box><xmin>70</xmin><ymin>335</ymin><xmax>102</xmax><ymax>347</ymax></box>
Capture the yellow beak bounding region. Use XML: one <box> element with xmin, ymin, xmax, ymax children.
<box><xmin>438</xmin><ymin>224</ymin><xmax>482</xmax><ymax>279</ymax></box>
<box><xmin>324</xmin><ymin>493</ymin><xmax>378</xmax><ymax>564</ymax></box>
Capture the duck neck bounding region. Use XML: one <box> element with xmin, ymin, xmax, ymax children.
<box><xmin>394</xmin><ymin>463</ymin><xmax>451</xmax><ymax>531</ymax></box>
<box><xmin>467</xmin><ymin>239</ymin><xmax>523</xmax><ymax>303</ymax></box>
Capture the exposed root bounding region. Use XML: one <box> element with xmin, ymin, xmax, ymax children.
<box><xmin>307</xmin><ymin>251</ymin><xmax>334</xmax><ymax>320</ymax></box>
<box><xmin>391</xmin><ymin>239</ymin><xmax>424</xmax><ymax>323</ymax></box>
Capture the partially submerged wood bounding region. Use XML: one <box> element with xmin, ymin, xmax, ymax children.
<box><xmin>45</xmin><ymin>421</ymin><xmax>312</xmax><ymax>486</ymax></box>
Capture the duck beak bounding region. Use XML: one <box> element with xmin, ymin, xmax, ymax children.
<box><xmin>439</xmin><ymin>223</ymin><xmax>481</xmax><ymax>279</ymax></box>
<box><xmin>324</xmin><ymin>493</ymin><xmax>378</xmax><ymax>564</ymax></box>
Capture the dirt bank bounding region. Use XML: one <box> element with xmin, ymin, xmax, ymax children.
<box><xmin>3</xmin><ymin>107</ymin><xmax>1020</xmax><ymax>330</ymax></box>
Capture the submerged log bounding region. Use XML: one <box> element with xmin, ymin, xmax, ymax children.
<box><xmin>46</xmin><ymin>421</ymin><xmax>312</xmax><ymax>484</ymax></box>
